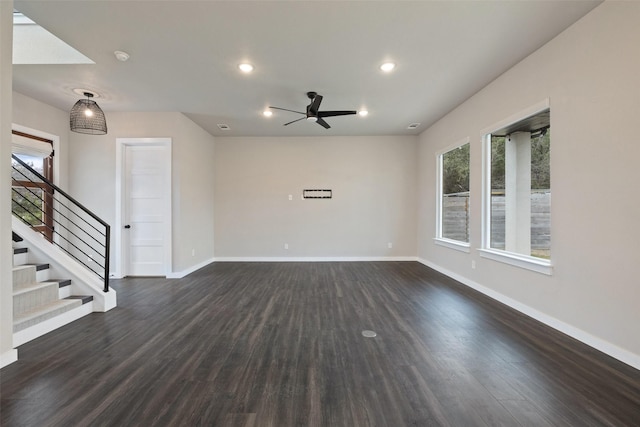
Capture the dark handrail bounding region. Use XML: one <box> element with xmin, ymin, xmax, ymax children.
<box><xmin>11</xmin><ymin>154</ymin><xmax>111</xmax><ymax>292</ymax></box>
<box><xmin>12</xmin><ymin>172</ymin><xmax>107</xmax><ymax>248</ymax></box>
<box><xmin>12</xmin><ymin>155</ymin><xmax>110</xmax><ymax>228</ymax></box>
<box><xmin>12</xmin><ymin>190</ymin><xmax>105</xmax><ymax>275</ymax></box>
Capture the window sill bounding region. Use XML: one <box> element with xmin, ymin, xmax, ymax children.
<box><xmin>479</xmin><ymin>248</ymin><xmax>553</xmax><ymax>275</ymax></box>
<box><xmin>434</xmin><ymin>238</ymin><xmax>470</xmax><ymax>253</ymax></box>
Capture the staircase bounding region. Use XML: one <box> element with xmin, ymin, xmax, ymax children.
<box><xmin>12</xmin><ymin>232</ymin><xmax>95</xmax><ymax>346</ymax></box>
<box><xmin>10</xmin><ymin>153</ymin><xmax>116</xmax><ymax>347</ymax></box>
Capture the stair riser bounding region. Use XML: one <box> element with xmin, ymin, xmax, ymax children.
<box><xmin>14</xmin><ymin>284</ymin><xmax>59</xmax><ymax>317</ymax></box>
<box><xmin>36</xmin><ymin>268</ymin><xmax>50</xmax><ymax>283</ymax></box>
<box><xmin>13</xmin><ymin>252</ymin><xmax>28</xmax><ymax>267</ymax></box>
<box><xmin>59</xmin><ymin>286</ymin><xmax>72</xmax><ymax>299</ymax></box>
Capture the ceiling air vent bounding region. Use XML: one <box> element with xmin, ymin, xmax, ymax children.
<box><xmin>303</xmin><ymin>189</ymin><xmax>332</xmax><ymax>199</ymax></box>
<box><xmin>217</xmin><ymin>124</ymin><xmax>231</xmax><ymax>131</ymax></box>
<box><xmin>407</xmin><ymin>123</ymin><xmax>421</xmax><ymax>130</ymax></box>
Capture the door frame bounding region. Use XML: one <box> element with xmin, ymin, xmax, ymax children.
<box><xmin>115</xmin><ymin>138</ymin><xmax>172</xmax><ymax>278</ymax></box>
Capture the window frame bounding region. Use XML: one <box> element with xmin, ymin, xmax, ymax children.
<box><xmin>11</xmin><ymin>131</ymin><xmax>54</xmax><ymax>242</ymax></box>
<box><xmin>434</xmin><ymin>137</ymin><xmax>471</xmax><ymax>253</ymax></box>
<box><xmin>480</xmin><ymin>99</ymin><xmax>553</xmax><ymax>275</ymax></box>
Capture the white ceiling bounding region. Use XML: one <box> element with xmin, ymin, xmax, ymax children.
<box><xmin>12</xmin><ymin>0</ymin><xmax>601</xmax><ymax>137</ymax></box>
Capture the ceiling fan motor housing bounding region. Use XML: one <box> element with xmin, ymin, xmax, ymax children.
<box><xmin>270</xmin><ymin>91</ymin><xmax>356</xmax><ymax>129</ymax></box>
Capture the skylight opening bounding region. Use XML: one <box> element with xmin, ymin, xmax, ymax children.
<box><xmin>13</xmin><ymin>11</ymin><xmax>35</xmax><ymax>25</ymax></box>
<box><xmin>13</xmin><ymin>10</ymin><xmax>95</xmax><ymax>65</ymax></box>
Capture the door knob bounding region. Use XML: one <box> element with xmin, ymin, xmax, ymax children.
<box><xmin>124</xmin><ymin>224</ymin><xmax>131</xmax><ymax>229</ymax></box>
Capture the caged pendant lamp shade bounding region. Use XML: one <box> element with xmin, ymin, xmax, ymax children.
<box><xmin>70</xmin><ymin>92</ymin><xmax>107</xmax><ymax>135</ymax></box>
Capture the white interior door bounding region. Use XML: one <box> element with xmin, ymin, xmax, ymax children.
<box><xmin>124</xmin><ymin>144</ymin><xmax>168</xmax><ymax>276</ymax></box>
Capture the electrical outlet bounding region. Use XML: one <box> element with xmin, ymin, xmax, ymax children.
<box><xmin>388</xmin><ymin>242</ymin><xmax>393</xmax><ymax>249</ymax></box>
<box><xmin>284</xmin><ymin>243</ymin><xmax>289</xmax><ymax>250</ymax></box>
<box><xmin>288</xmin><ymin>194</ymin><xmax>293</xmax><ymax>201</ymax></box>
<box><xmin>471</xmin><ymin>260</ymin><xmax>476</xmax><ymax>269</ymax></box>
<box><xmin>192</xmin><ymin>249</ymin><xmax>195</xmax><ymax>256</ymax></box>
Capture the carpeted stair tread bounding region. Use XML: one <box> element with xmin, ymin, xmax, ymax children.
<box><xmin>13</xmin><ymin>264</ymin><xmax>51</xmax><ymax>289</ymax></box>
<box><xmin>13</xmin><ymin>281</ymin><xmax>60</xmax><ymax>317</ymax></box>
<box><xmin>13</xmin><ymin>299</ymin><xmax>82</xmax><ymax>332</ymax></box>
<box><xmin>13</xmin><ymin>265</ymin><xmax>37</xmax><ymax>289</ymax></box>
<box><xmin>12</xmin><ymin>281</ymin><xmax>59</xmax><ymax>297</ymax></box>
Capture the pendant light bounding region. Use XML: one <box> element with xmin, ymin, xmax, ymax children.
<box><xmin>70</xmin><ymin>92</ymin><xmax>107</xmax><ymax>135</ymax></box>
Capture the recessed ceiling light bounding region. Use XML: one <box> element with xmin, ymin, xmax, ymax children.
<box><xmin>217</xmin><ymin>124</ymin><xmax>231</xmax><ymax>130</ymax></box>
<box><xmin>263</xmin><ymin>110</ymin><xmax>273</xmax><ymax>117</ymax></box>
<box><xmin>358</xmin><ymin>110</ymin><xmax>369</xmax><ymax>117</ymax></box>
<box><xmin>407</xmin><ymin>123</ymin><xmax>421</xmax><ymax>129</ymax></box>
<box><xmin>380</xmin><ymin>62</ymin><xmax>396</xmax><ymax>72</ymax></box>
<box><xmin>238</xmin><ymin>63</ymin><xmax>254</xmax><ymax>73</ymax></box>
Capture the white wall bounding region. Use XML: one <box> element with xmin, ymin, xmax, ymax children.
<box><xmin>1</xmin><ymin>1</ymin><xmax>17</xmax><ymax>367</ymax></box>
<box><xmin>68</xmin><ymin>112</ymin><xmax>216</xmax><ymax>275</ymax></box>
<box><xmin>214</xmin><ymin>136</ymin><xmax>417</xmax><ymax>259</ymax></box>
<box><xmin>418</xmin><ymin>1</ymin><xmax>640</xmax><ymax>366</ymax></box>
<box><xmin>172</xmin><ymin>114</ymin><xmax>216</xmax><ymax>272</ymax></box>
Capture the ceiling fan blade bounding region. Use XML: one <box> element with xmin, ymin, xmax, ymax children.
<box><xmin>309</xmin><ymin>95</ymin><xmax>323</xmax><ymax>114</ymax></box>
<box><xmin>318</xmin><ymin>110</ymin><xmax>357</xmax><ymax>118</ymax></box>
<box><xmin>316</xmin><ymin>117</ymin><xmax>331</xmax><ymax>129</ymax></box>
<box><xmin>283</xmin><ymin>117</ymin><xmax>306</xmax><ymax>126</ymax></box>
<box><xmin>269</xmin><ymin>106</ymin><xmax>305</xmax><ymax>115</ymax></box>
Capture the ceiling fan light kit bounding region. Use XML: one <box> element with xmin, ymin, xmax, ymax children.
<box><xmin>269</xmin><ymin>91</ymin><xmax>357</xmax><ymax>129</ymax></box>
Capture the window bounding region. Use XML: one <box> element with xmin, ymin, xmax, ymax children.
<box><xmin>481</xmin><ymin>102</ymin><xmax>551</xmax><ymax>274</ymax></box>
<box><xmin>11</xmin><ymin>131</ymin><xmax>54</xmax><ymax>242</ymax></box>
<box><xmin>436</xmin><ymin>139</ymin><xmax>470</xmax><ymax>251</ymax></box>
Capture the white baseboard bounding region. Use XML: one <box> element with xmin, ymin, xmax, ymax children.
<box><xmin>213</xmin><ymin>256</ymin><xmax>418</xmax><ymax>262</ymax></box>
<box><xmin>0</xmin><ymin>349</ymin><xmax>18</xmax><ymax>369</ymax></box>
<box><xmin>166</xmin><ymin>256</ymin><xmax>418</xmax><ymax>278</ymax></box>
<box><xmin>166</xmin><ymin>257</ymin><xmax>216</xmax><ymax>279</ymax></box>
<box><xmin>417</xmin><ymin>258</ymin><xmax>640</xmax><ymax>370</ymax></box>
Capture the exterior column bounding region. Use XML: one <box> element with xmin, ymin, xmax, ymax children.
<box><xmin>505</xmin><ymin>131</ymin><xmax>531</xmax><ymax>255</ymax></box>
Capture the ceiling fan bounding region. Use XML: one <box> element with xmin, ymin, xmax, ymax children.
<box><xmin>269</xmin><ymin>92</ymin><xmax>357</xmax><ymax>129</ymax></box>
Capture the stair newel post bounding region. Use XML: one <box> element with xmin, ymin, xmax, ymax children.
<box><xmin>103</xmin><ymin>224</ymin><xmax>110</xmax><ymax>292</ymax></box>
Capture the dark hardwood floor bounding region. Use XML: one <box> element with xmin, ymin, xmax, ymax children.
<box><xmin>1</xmin><ymin>262</ymin><xmax>639</xmax><ymax>426</ymax></box>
